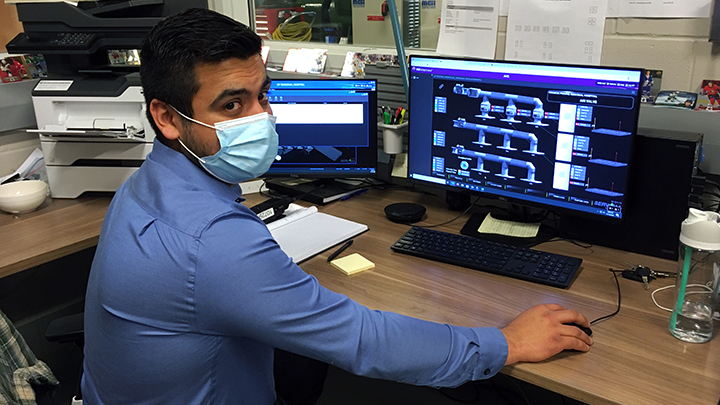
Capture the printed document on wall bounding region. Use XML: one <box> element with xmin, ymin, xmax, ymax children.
<box><xmin>436</xmin><ymin>0</ymin><xmax>500</xmax><ymax>59</ymax></box>
<box><xmin>615</xmin><ymin>0</ymin><xmax>710</xmax><ymax>18</ymax></box>
<box><xmin>505</xmin><ymin>0</ymin><xmax>608</xmax><ymax>65</ymax></box>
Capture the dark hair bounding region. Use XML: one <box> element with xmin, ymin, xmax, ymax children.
<box><xmin>140</xmin><ymin>8</ymin><xmax>262</xmax><ymax>138</ymax></box>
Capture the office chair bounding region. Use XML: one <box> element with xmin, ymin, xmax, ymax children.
<box><xmin>45</xmin><ymin>312</ymin><xmax>84</xmax><ymax>404</ymax></box>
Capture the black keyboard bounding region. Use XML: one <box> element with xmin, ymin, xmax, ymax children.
<box><xmin>391</xmin><ymin>227</ymin><xmax>582</xmax><ymax>289</ymax></box>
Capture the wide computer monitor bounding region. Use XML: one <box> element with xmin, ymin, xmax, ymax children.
<box><xmin>407</xmin><ymin>56</ymin><xmax>643</xmax><ymax>223</ymax></box>
<box><xmin>265</xmin><ymin>78</ymin><xmax>378</xmax><ymax>179</ymax></box>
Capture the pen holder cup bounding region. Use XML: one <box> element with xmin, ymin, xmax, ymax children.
<box><xmin>378</xmin><ymin>122</ymin><xmax>408</xmax><ymax>155</ymax></box>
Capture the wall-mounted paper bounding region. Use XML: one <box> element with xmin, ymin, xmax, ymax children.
<box><xmin>505</xmin><ymin>0</ymin><xmax>608</xmax><ymax>65</ymax></box>
<box><xmin>614</xmin><ymin>0</ymin><xmax>711</xmax><ymax>18</ymax></box>
<box><xmin>436</xmin><ymin>0</ymin><xmax>500</xmax><ymax>59</ymax></box>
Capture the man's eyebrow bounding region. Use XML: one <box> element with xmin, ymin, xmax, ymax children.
<box><xmin>211</xmin><ymin>88</ymin><xmax>249</xmax><ymax>108</ymax></box>
<box><xmin>210</xmin><ymin>77</ymin><xmax>272</xmax><ymax>108</ymax></box>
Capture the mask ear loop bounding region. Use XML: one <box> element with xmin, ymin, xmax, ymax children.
<box><xmin>168</xmin><ymin>104</ymin><xmax>219</xmax><ymax>164</ymax></box>
<box><xmin>169</xmin><ymin>105</ymin><xmax>219</xmax><ymax>130</ymax></box>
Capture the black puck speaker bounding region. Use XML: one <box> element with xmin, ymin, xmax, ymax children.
<box><xmin>384</xmin><ymin>203</ymin><xmax>426</xmax><ymax>223</ymax></box>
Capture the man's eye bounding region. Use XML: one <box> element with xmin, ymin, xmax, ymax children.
<box><xmin>224</xmin><ymin>101</ymin><xmax>240</xmax><ymax>111</ymax></box>
<box><xmin>259</xmin><ymin>91</ymin><xmax>269</xmax><ymax>102</ymax></box>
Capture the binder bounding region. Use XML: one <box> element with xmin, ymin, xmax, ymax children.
<box><xmin>267</xmin><ymin>204</ymin><xmax>368</xmax><ymax>263</ymax></box>
<box><xmin>264</xmin><ymin>178</ymin><xmax>365</xmax><ymax>205</ymax></box>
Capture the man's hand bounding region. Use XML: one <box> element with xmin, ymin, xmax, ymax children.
<box><xmin>500</xmin><ymin>304</ymin><xmax>593</xmax><ymax>365</ymax></box>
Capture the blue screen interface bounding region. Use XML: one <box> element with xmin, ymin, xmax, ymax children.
<box><xmin>266</xmin><ymin>79</ymin><xmax>377</xmax><ymax>177</ymax></box>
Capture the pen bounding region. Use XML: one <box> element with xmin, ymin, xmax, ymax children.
<box><xmin>340</xmin><ymin>188</ymin><xmax>368</xmax><ymax>201</ymax></box>
<box><xmin>327</xmin><ymin>239</ymin><xmax>353</xmax><ymax>262</ymax></box>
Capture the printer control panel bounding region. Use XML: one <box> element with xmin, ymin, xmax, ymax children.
<box><xmin>8</xmin><ymin>32</ymin><xmax>101</xmax><ymax>52</ymax></box>
<box><xmin>46</xmin><ymin>33</ymin><xmax>97</xmax><ymax>48</ymax></box>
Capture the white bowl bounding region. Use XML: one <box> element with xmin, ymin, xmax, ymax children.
<box><xmin>0</xmin><ymin>180</ymin><xmax>49</xmax><ymax>214</ymax></box>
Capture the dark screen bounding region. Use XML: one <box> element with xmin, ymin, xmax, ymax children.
<box><xmin>408</xmin><ymin>56</ymin><xmax>643</xmax><ymax>221</ymax></box>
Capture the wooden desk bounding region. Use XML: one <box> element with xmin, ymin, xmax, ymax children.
<box><xmin>259</xmin><ymin>189</ymin><xmax>720</xmax><ymax>405</ymax></box>
<box><xmin>0</xmin><ymin>196</ymin><xmax>109</xmax><ymax>279</ymax></box>
<box><xmin>2</xmin><ymin>189</ymin><xmax>719</xmax><ymax>405</ymax></box>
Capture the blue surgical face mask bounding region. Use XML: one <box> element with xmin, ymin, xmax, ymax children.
<box><xmin>171</xmin><ymin>106</ymin><xmax>279</xmax><ymax>184</ymax></box>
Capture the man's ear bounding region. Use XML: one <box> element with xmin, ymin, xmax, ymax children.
<box><xmin>149</xmin><ymin>99</ymin><xmax>182</xmax><ymax>140</ymax></box>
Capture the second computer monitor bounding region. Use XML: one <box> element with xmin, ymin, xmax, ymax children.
<box><xmin>407</xmin><ymin>56</ymin><xmax>643</xmax><ymax>222</ymax></box>
<box><xmin>265</xmin><ymin>78</ymin><xmax>378</xmax><ymax>178</ymax></box>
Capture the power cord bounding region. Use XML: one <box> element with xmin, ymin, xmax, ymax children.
<box><xmin>651</xmin><ymin>284</ymin><xmax>720</xmax><ymax>321</ymax></box>
<box><xmin>589</xmin><ymin>269</ymin><xmax>622</xmax><ymax>325</ymax></box>
<box><xmin>547</xmin><ymin>212</ymin><xmax>595</xmax><ymax>250</ymax></box>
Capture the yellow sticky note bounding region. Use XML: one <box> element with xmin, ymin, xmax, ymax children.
<box><xmin>330</xmin><ymin>253</ymin><xmax>375</xmax><ymax>276</ymax></box>
<box><xmin>478</xmin><ymin>213</ymin><xmax>540</xmax><ymax>238</ymax></box>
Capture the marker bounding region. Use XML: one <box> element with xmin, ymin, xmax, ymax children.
<box><xmin>327</xmin><ymin>240</ymin><xmax>353</xmax><ymax>262</ymax></box>
<box><xmin>340</xmin><ymin>188</ymin><xmax>368</xmax><ymax>201</ymax></box>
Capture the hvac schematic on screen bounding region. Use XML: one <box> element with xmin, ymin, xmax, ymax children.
<box><xmin>428</xmin><ymin>78</ymin><xmax>637</xmax><ymax>216</ymax></box>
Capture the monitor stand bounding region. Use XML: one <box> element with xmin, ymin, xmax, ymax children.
<box><xmin>265</xmin><ymin>178</ymin><xmax>366</xmax><ymax>205</ymax></box>
<box><xmin>460</xmin><ymin>205</ymin><xmax>559</xmax><ymax>247</ymax></box>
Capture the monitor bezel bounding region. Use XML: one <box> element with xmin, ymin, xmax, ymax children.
<box><xmin>264</xmin><ymin>78</ymin><xmax>379</xmax><ymax>179</ymax></box>
<box><xmin>407</xmin><ymin>55</ymin><xmax>644</xmax><ymax>224</ymax></box>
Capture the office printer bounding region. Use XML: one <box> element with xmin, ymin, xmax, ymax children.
<box><xmin>6</xmin><ymin>0</ymin><xmax>207</xmax><ymax>197</ymax></box>
<box><xmin>28</xmin><ymin>74</ymin><xmax>154</xmax><ymax>198</ymax></box>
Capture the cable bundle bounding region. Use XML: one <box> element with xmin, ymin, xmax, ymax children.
<box><xmin>272</xmin><ymin>12</ymin><xmax>315</xmax><ymax>42</ymax></box>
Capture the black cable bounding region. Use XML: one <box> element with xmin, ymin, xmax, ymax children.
<box><xmin>258</xmin><ymin>180</ymin><xmax>274</xmax><ymax>198</ymax></box>
<box><xmin>589</xmin><ymin>269</ymin><xmax>622</xmax><ymax>325</ymax></box>
<box><xmin>542</xmin><ymin>212</ymin><xmax>594</xmax><ymax>250</ymax></box>
<box><xmin>538</xmin><ymin>236</ymin><xmax>593</xmax><ymax>250</ymax></box>
<box><xmin>413</xmin><ymin>196</ymin><xmax>481</xmax><ymax>228</ymax></box>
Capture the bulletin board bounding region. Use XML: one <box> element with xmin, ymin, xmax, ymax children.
<box><xmin>0</xmin><ymin>3</ymin><xmax>23</xmax><ymax>53</ymax></box>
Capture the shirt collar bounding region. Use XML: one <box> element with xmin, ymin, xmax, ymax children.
<box><xmin>148</xmin><ymin>138</ymin><xmax>245</xmax><ymax>202</ymax></box>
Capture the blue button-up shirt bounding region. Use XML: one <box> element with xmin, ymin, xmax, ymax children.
<box><xmin>82</xmin><ymin>139</ymin><xmax>508</xmax><ymax>404</ymax></box>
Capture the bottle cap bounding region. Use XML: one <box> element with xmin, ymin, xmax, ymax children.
<box><xmin>679</xmin><ymin>208</ymin><xmax>720</xmax><ymax>251</ymax></box>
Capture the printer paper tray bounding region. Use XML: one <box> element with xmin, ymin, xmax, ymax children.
<box><xmin>28</xmin><ymin>129</ymin><xmax>142</xmax><ymax>139</ymax></box>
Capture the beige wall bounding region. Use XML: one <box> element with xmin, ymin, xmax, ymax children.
<box><xmin>494</xmin><ymin>16</ymin><xmax>718</xmax><ymax>93</ymax></box>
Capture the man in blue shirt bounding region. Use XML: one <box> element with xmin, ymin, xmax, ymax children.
<box><xmin>82</xmin><ymin>8</ymin><xmax>593</xmax><ymax>405</ymax></box>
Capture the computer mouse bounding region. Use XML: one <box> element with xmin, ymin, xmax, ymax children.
<box><xmin>565</xmin><ymin>323</ymin><xmax>593</xmax><ymax>337</ymax></box>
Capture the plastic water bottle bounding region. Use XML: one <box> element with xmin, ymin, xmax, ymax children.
<box><xmin>669</xmin><ymin>209</ymin><xmax>720</xmax><ymax>343</ymax></box>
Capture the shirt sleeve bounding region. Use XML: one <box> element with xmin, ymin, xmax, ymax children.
<box><xmin>192</xmin><ymin>210</ymin><xmax>508</xmax><ymax>387</ymax></box>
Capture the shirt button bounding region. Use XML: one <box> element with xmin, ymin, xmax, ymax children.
<box><xmin>484</xmin><ymin>368</ymin><xmax>491</xmax><ymax>376</ymax></box>
<box><xmin>235</xmin><ymin>198</ymin><xmax>242</xmax><ymax>203</ymax></box>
